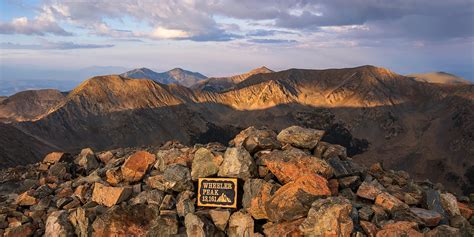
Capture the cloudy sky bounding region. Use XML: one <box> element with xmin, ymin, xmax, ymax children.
<box><xmin>0</xmin><ymin>0</ymin><xmax>473</xmax><ymax>80</ymax></box>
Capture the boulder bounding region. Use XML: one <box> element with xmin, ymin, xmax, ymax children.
<box><xmin>375</xmin><ymin>192</ymin><xmax>408</xmax><ymax>212</ymax></box>
<box><xmin>163</xmin><ymin>164</ymin><xmax>194</xmax><ymax>192</ymax></box>
<box><xmin>314</xmin><ymin>141</ymin><xmax>347</xmax><ymax>160</ymax></box>
<box><xmin>356</xmin><ymin>179</ymin><xmax>385</xmax><ymax>201</ymax></box>
<box><xmin>15</xmin><ymin>191</ymin><xmax>36</xmax><ymax>206</ymax></box>
<box><xmin>457</xmin><ymin>202</ymin><xmax>473</xmax><ymax>220</ymax></box>
<box><xmin>328</xmin><ymin>157</ymin><xmax>364</xmax><ymax>178</ymax></box>
<box><xmin>218</xmin><ymin>147</ymin><xmax>257</xmax><ymax>180</ymax></box>
<box><xmin>42</xmin><ymin>152</ymin><xmax>71</xmax><ymax>166</ymax></box>
<box><xmin>299</xmin><ymin>197</ymin><xmax>353</xmax><ymax>237</ymax></box>
<box><xmin>191</xmin><ymin>148</ymin><xmax>220</xmax><ymax>180</ymax></box>
<box><xmin>209</xmin><ymin>209</ymin><xmax>231</xmax><ymax>231</ymax></box>
<box><xmin>97</xmin><ymin>151</ymin><xmax>114</xmax><ymax>164</ymax></box>
<box><xmin>176</xmin><ymin>191</ymin><xmax>195</xmax><ymax>217</ymax></box>
<box><xmin>3</xmin><ymin>223</ymin><xmax>35</xmax><ymax>237</ymax></box>
<box><xmin>45</xmin><ymin>210</ymin><xmax>74</xmax><ymax>237</ymax></box>
<box><xmin>121</xmin><ymin>150</ymin><xmax>156</xmax><ymax>182</ymax></box>
<box><xmin>242</xmin><ymin>128</ymin><xmax>281</xmax><ymax>154</ymax></box>
<box><xmin>266</xmin><ymin>174</ymin><xmax>331</xmax><ymax>222</ymax></box>
<box><xmin>338</xmin><ymin>176</ymin><xmax>361</xmax><ymax>191</ymax></box>
<box><xmin>262</xmin><ymin>150</ymin><xmax>333</xmax><ymax>183</ymax></box>
<box><xmin>227</xmin><ymin>211</ymin><xmax>254</xmax><ymax>237</ymax></box>
<box><xmin>410</xmin><ymin>207</ymin><xmax>442</xmax><ymax>227</ymax></box>
<box><xmin>68</xmin><ymin>207</ymin><xmax>90</xmax><ymax>237</ymax></box>
<box><xmin>91</xmin><ymin>182</ymin><xmax>132</xmax><ymax>207</ymax></box>
<box><xmin>105</xmin><ymin>167</ymin><xmax>123</xmax><ymax>185</ymax></box>
<box><xmin>262</xmin><ymin>218</ymin><xmax>304</xmax><ymax>237</ymax></box>
<box><xmin>129</xmin><ymin>189</ymin><xmax>165</xmax><ymax>206</ymax></box>
<box><xmin>376</xmin><ymin>221</ymin><xmax>422</xmax><ymax>237</ymax></box>
<box><xmin>440</xmin><ymin>193</ymin><xmax>460</xmax><ymax>217</ymax></box>
<box><xmin>425</xmin><ymin>225</ymin><xmax>461</xmax><ymax>237</ymax></box>
<box><xmin>277</xmin><ymin>126</ymin><xmax>325</xmax><ymax>149</ymax></box>
<box><xmin>360</xmin><ymin>221</ymin><xmax>377</xmax><ymax>237</ymax></box>
<box><xmin>75</xmin><ymin>148</ymin><xmax>99</xmax><ymax>173</ymax></box>
<box><xmin>184</xmin><ymin>213</ymin><xmax>218</xmax><ymax>237</ymax></box>
<box><xmin>229</xmin><ymin>126</ymin><xmax>258</xmax><ymax>147</ymax></box>
<box><xmin>242</xmin><ymin>179</ymin><xmax>278</xmax><ymax>219</ymax></box>
<box><xmin>92</xmin><ymin>204</ymin><xmax>178</xmax><ymax>236</ymax></box>
<box><xmin>358</xmin><ymin>206</ymin><xmax>374</xmax><ymax>221</ymax></box>
<box><xmin>422</xmin><ymin>189</ymin><xmax>449</xmax><ymax>224</ymax></box>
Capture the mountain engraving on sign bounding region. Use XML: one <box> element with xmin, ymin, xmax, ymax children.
<box><xmin>197</xmin><ymin>178</ymin><xmax>237</xmax><ymax>208</ymax></box>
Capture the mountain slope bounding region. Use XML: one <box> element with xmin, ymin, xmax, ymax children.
<box><xmin>0</xmin><ymin>89</ymin><xmax>65</xmax><ymax>122</ymax></box>
<box><xmin>192</xmin><ymin>66</ymin><xmax>273</xmax><ymax>92</ymax></box>
<box><xmin>11</xmin><ymin>65</ymin><xmax>474</xmax><ymax>194</ymax></box>
<box><xmin>120</xmin><ymin>68</ymin><xmax>207</xmax><ymax>87</ymax></box>
<box><xmin>408</xmin><ymin>72</ymin><xmax>471</xmax><ymax>85</ymax></box>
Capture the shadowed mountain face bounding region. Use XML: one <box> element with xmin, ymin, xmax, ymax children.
<box><xmin>0</xmin><ymin>89</ymin><xmax>65</xmax><ymax>122</ymax></box>
<box><xmin>408</xmin><ymin>72</ymin><xmax>471</xmax><ymax>85</ymax></box>
<box><xmin>120</xmin><ymin>67</ymin><xmax>207</xmax><ymax>87</ymax></box>
<box><xmin>3</xmin><ymin>65</ymin><xmax>474</xmax><ymax>194</ymax></box>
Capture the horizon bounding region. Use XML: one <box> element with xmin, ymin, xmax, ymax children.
<box><xmin>0</xmin><ymin>0</ymin><xmax>473</xmax><ymax>85</ymax></box>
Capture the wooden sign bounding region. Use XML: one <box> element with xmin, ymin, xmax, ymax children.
<box><xmin>197</xmin><ymin>178</ymin><xmax>238</xmax><ymax>208</ymax></box>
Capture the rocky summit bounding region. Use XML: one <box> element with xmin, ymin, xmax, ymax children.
<box><xmin>0</xmin><ymin>126</ymin><xmax>473</xmax><ymax>237</ymax></box>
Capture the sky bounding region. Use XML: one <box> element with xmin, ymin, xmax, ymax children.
<box><xmin>0</xmin><ymin>0</ymin><xmax>473</xmax><ymax>81</ymax></box>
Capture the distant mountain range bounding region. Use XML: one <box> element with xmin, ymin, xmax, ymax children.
<box><xmin>120</xmin><ymin>68</ymin><xmax>207</xmax><ymax>87</ymax></box>
<box><xmin>407</xmin><ymin>72</ymin><xmax>471</xmax><ymax>85</ymax></box>
<box><xmin>0</xmin><ymin>65</ymin><xmax>473</xmax><ymax>195</ymax></box>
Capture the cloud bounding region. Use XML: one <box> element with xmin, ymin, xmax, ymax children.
<box><xmin>0</xmin><ymin>40</ymin><xmax>114</xmax><ymax>50</ymax></box>
<box><xmin>248</xmin><ymin>39</ymin><xmax>298</xmax><ymax>44</ymax></box>
<box><xmin>246</xmin><ymin>29</ymin><xmax>297</xmax><ymax>37</ymax></box>
<box><xmin>0</xmin><ymin>16</ymin><xmax>71</xmax><ymax>36</ymax></box>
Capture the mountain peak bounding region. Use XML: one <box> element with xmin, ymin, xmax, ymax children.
<box><xmin>407</xmin><ymin>71</ymin><xmax>470</xmax><ymax>85</ymax></box>
<box><xmin>249</xmin><ymin>66</ymin><xmax>273</xmax><ymax>75</ymax></box>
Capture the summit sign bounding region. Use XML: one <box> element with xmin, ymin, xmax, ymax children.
<box><xmin>197</xmin><ymin>178</ymin><xmax>238</xmax><ymax>208</ymax></box>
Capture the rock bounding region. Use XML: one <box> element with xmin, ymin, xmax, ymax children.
<box><xmin>121</xmin><ymin>150</ymin><xmax>156</xmax><ymax>182</ymax></box>
<box><xmin>375</xmin><ymin>192</ymin><xmax>408</xmax><ymax>212</ymax></box>
<box><xmin>130</xmin><ymin>189</ymin><xmax>164</xmax><ymax>206</ymax></box>
<box><xmin>156</xmin><ymin>148</ymin><xmax>192</xmax><ymax>169</ymax></box>
<box><xmin>97</xmin><ymin>151</ymin><xmax>113</xmax><ymax>164</ymax></box>
<box><xmin>218</xmin><ymin>147</ymin><xmax>257</xmax><ymax>180</ymax></box>
<box><xmin>266</xmin><ymin>174</ymin><xmax>331</xmax><ymax>222</ymax></box>
<box><xmin>230</xmin><ymin>126</ymin><xmax>259</xmax><ymax>147</ymax></box>
<box><xmin>56</xmin><ymin>197</ymin><xmax>73</xmax><ymax>209</ymax></box>
<box><xmin>425</xmin><ymin>225</ymin><xmax>461</xmax><ymax>237</ymax></box>
<box><xmin>262</xmin><ymin>218</ymin><xmax>304</xmax><ymax>237</ymax></box>
<box><xmin>299</xmin><ymin>197</ymin><xmax>353</xmax><ymax>237</ymax></box>
<box><xmin>440</xmin><ymin>193</ymin><xmax>460</xmax><ymax>217</ymax></box>
<box><xmin>227</xmin><ymin>211</ymin><xmax>254</xmax><ymax>237</ymax></box>
<box><xmin>184</xmin><ymin>213</ymin><xmax>217</xmax><ymax>237</ymax></box>
<box><xmin>358</xmin><ymin>206</ymin><xmax>374</xmax><ymax>221</ymax></box>
<box><xmin>42</xmin><ymin>152</ymin><xmax>71</xmax><ymax>165</ymax></box>
<box><xmin>45</xmin><ymin>210</ymin><xmax>74</xmax><ymax>237</ymax></box>
<box><xmin>338</xmin><ymin>175</ymin><xmax>361</xmax><ymax>191</ymax></box>
<box><xmin>91</xmin><ymin>182</ymin><xmax>132</xmax><ymax>207</ymax></box>
<box><xmin>262</xmin><ymin>150</ymin><xmax>333</xmax><ymax>183</ymax></box>
<box><xmin>92</xmin><ymin>204</ymin><xmax>178</xmax><ymax>236</ymax></box>
<box><xmin>422</xmin><ymin>189</ymin><xmax>449</xmax><ymax>224</ymax></box>
<box><xmin>4</xmin><ymin>223</ymin><xmax>35</xmax><ymax>237</ymax></box>
<box><xmin>75</xmin><ymin>148</ymin><xmax>99</xmax><ymax>173</ymax></box>
<box><xmin>410</xmin><ymin>207</ymin><xmax>442</xmax><ymax>227</ymax></box>
<box><xmin>360</xmin><ymin>221</ymin><xmax>377</xmax><ymax>237</ymax></box>
<box><xmin>277</xmin><ymin>126</ymin><xmax>325</xmax><ymax>149</ymax></box>
<box><xmin>457</xmin><ymin>202</ymin><xmax>473</xmax><ymax>220</ymax></box>
<box><xmin>176</xmin><ymin>191</ymin><xmax>195</xmax><ymax>217</ymax></box>
<box><xmin>160</xmin><ymin>194</ymin><xmax>176</xmax><ymax>210</ymax></box>
<box><xmin>191</xmin><ymin>148</ymin><xmax>220</xmax><ymax>180</ymax></box>
<box><xmin>356</xmin><ymin>179</ymin><xmax>385</xmax><ymax>201</ymax></box>
<box><xmin>68</xmin><ymin>207</ymin><xmax>90</xmax><ymax>237</ymax></box>
<box><xmin>376</xmin><ymin>221</ymin><xmax>422</xmax><ymax>237</ymax></box>
<box><xmin>314</xmin><ymin>141</ymin><xmax>347</xmax><ymax>160</ymax></box>
<box><xmin>105</xmin><ymin>167</ymin><xmax>123</xmax><ymax>185</ymax></box>
<box><xmin>209</xmin><ymin>209</ymin><xmax>231</xmax><ymax>231</ymax></box>
<box><xmin>242</xmin><ymin>128</ymin><xmax>281</xmax><ymax>154</ymax></box>
<box><xmin>328</xmin><ymin>157</ymin><xmax>364</xmax><ymax>178</ymax></box>
<box><xmin>242</xmin><ymin>179</ymin><xmax>278</xmax><ymax>219</ymax></box>
<box><xmin>163</xmin><ymin>164</ymin><xmax>194</xmax><ymax>192</ymax></box>
<box><xmin>15</xmin><ymin>191</ymin><xmax>36</xmax><ymax>206</ymax></box>
<box><xmin>48</xmin><ymin>162</ymin><xmax>71</xmax><ymax>180</ymax></box>
<box><xmin>328</xmin><ymin>179</ymin><xmax>339</xmax><ymax>195</ymax></box>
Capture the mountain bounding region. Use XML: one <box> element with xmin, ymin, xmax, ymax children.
<box><xmin>6</xmin><ymin>65</ymin><xmax>474</xmax><ymax>195</ymax></box>
<box><xmin>408</xmin><ymin>72</ymin><xmax>471</xmax><ymax>85</ymax></box>
<box><xmin>0</xmin><ymin>89</ymin><xmax>65</xmax><ymax>122</ymax></box>
<box><xmin>120</xmin><ymin>67</ymin><xmax>207</xmax><ymax>87</ymax></box>
<box><xmin>192</xmin><ymin>66</ymin><xmax>273</xmax><ymax>92</ymax></box>
<box><xmin>0</xmin><ymin>123</ymin><xmax>57</xmax><ymax>168</ymax></box>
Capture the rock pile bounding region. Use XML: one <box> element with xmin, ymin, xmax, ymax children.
<box><xmin>0</xmin><ymin>126</ymin><xmax>473</xmax><ymax>236</ymax></box>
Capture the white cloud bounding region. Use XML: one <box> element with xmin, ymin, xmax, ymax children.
<box><xmin>0</xmin><ymin>16</ymin><xmax>71</xmax><ymax>36</ymax></box>
<box><xmin>149</xmin><ymin>27</ymin><xmax>191</xmax><ymax>39</ymax></box>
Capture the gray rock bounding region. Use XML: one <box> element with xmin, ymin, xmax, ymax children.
<box><xmin>277</xmin><ymin>126</ymin><xmax>325</xmax><ymax>149</ymax></box>
<box><xmin>191</xmin><ymin>148</ymin><xmax>219</xmax><ymax>180</ymax></box>
<box><xmin>218</xmin><ymin>147</ymin><xmax>257</xmax><ymax>181</ymax></box>
<box><xmin>163</xmin><ymin>164</ymin><xmax>193</xmax><ymax>192</ymax></box>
